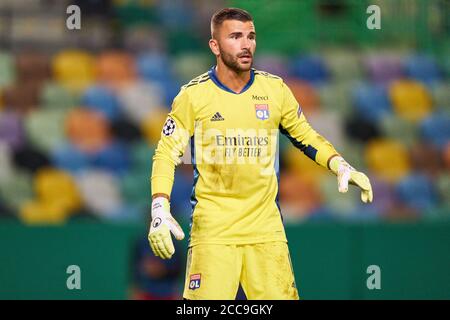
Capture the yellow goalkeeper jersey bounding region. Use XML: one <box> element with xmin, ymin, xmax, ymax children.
<box><xmin>151</xmin><ymin>66</ymin><xmax>338</xmax><ymax>246</ymax></box>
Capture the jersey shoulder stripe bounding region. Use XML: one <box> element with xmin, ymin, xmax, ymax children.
<box><xmin>182</xmin><ymin>71</ymin><xmax>211</xmax><ymax>89</ymax></box>
<box><xmin>253</xmin><ymin>69</ymin><xmax>282</xmax><ymax>80</ymax></box>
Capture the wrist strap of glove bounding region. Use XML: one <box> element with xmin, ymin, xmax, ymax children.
<box><xmin>151</xmin><ymin>197</ymin><xmax>170</xmax><ymax>219</ymax></box>
<box><xmin>329</xmin><ymin>156</ymin><xmax>355</xmax><ymax>175</ymax></box>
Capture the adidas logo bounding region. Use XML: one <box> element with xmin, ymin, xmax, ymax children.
<box><xmin>210</xmin><ymin>112</ymin><xmax>225</xmax><ymax>121</ymax></box>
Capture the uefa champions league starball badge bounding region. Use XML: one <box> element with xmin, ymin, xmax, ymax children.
<box><xmin>162</xmin><ymin>117</ymin><xmax>176</xmax><ymax>136</ymax></box>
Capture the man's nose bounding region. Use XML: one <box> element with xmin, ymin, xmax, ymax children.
<box><xmin>241</xmin><ymin>37</ymin><xmax>251</xmax><ymax>51</ymax></box>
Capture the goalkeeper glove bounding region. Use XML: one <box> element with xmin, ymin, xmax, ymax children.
<box><xmin>329</xmin><ymin>156</ymin><xmax>373</xmax><ymax>203</ymax></box>
<box><xmin>148</xmin><ymin>197</ymin><xmax>185</xmax><ymax>259</ymax></box>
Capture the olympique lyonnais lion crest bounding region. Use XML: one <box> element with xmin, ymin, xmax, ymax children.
<box><xmin>189</xmin><ymin>273</ymin><xmax>201</xmax><ymax>290</ymax></box>
<box><xmin>255</xmin><ymin>104</ymin><xmax>269</xmax><ymax>120</ymax></box>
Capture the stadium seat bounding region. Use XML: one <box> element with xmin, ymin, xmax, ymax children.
<box><xmin>157</xmin><ymin>78</ymin><xmax>182</xmax><ymax>107</ymax></box>
<box><xmin>380</xmin><ymin>114</ymin><xmax>418</xmax><ymax>148</ymax></box>
<box><xmin>352</xmin><ymin>82</ymin><xmax>391</xmax><ymax>122</ymax></box>
<box><xmin>307</xmin><ymin>110</ymin><xmax>345</xmax><ymax>150</ymax></box>
<box><xmin>0</xmin><ymin>169</ymin><xmax>33</xmax><ymax>210</ymax></box>
<box><xmin>81</xmin><ymin>85</ymin><xmax>122</xmax><ymax>120</ymax></box>
<box><xmin>121</xmin><ymin>169</ymin><xmax>150</xmax><ymax>211</ymax></box>
<box><xmin>364</xmin><ymin>53</ymin><xmax>403</xmax><ymax>84</ymax></box>
<box><xmin>365</xmin><ymin>138</ymin><xmax>411</xmax><ymax>183</ymax></box>
<box><xmin>0</xmin><ymin>198</ymin><xmax>14</xmax><ymax>219</ymax></box>
<box><xmin>254</xmin><ymin>54</ymin><xmax>289</xmax><ymax>79</ymax></box>
<box><xmin>113</xmin><ymin>0</ymin><xmax>158</xmax><ymax>27</ymax></box>
<box><xmin>344</xmin><ymin>114</ymin><xmax>381</xmax><ymax>142</ymax></box>
<box><xmin>40</xmin><ymin>81</ymin><xmax>79</xmax><ymax>110</ymax></box>
<box><xmin>13</xmin><ymin>144</ymin><xmax>51</xmax><ymax>173</ymax></box>
<box><xmin>289</xmin><ymin>55</ymin><xmax>329</xmax><ymax>84</ymax></box>
<box><xmin>76</xmin><ymin>170</ymin><xmax>123</xmax><ymax>218</ymax></box>
<box><xmin>389</xmin><ymin>79</ymin><xmax>433</xmax><ymax>122</ymax></box>
<box><xmin>422</xmin><ymin>204</ymin><xmax>450</xmax><ymax>221</ymax></box>
<box><xmin>51</xmin><ymin>143</ymin><xmax>90</xmax><ymax>174</ymax></box>
<box><xmin>396</xmin><ymin>174</ymin><xmax>438</xmax><ymax>211</ymax></box>
<box><xmin>307</xmin><ymin>206</ymin><xmax>340</xmax><ymax>221</ymax></box>
<box><xmin>52</xmin><ymin>50</ymin><xmax>96</xmax><ymax>93</ymax></box>
<box><xmin>279</xmin><ymin>170</ymin><xmax>321</xmax><ymax>221</ymax></box>
<box><xmin>15</xmin><ymin>52</ymin><xmax>50</xmax><ymax>84</ymax></box>
<box><xmin>117</xmin><ymin>81</ymin><xmax>164</xmax><ymax>125</ymax></box>
<box><xmin>430</xmin><ymin>82</ymin><xmax>450</xmax><ymax>112</ymax></box>
<box><xmin>0</xmin><ymin>142</ymin><xmax>13</xmax><ymax>182</ymax></box>
<box><xmin>111</xmin><ymin>118</ymin><xmax>142</xmax><ymax>143</ymax></box>
<box><xmin>65</xmin><ymin>108</ymin><xmax>111</xmax><ymax>153</ymax></box>
<box><xmin>349</xmin><ymin>203</ymin><xmax>385</xmax><ymax>222</ymax></box>
<box><xmin>322</xmin><ymin>49</ymin><xmax>363</xmax><ymax>81</ymax></box>
<box><xmin>0</xmin><ymin>111</ymin><xmax>25</xmax><ymax>150</ymax></box>
<box><xmin>96</xmin><ymin>51</ymin><xmax>136</xmax><ymax>88</ymax></box>
<box><xmin>75</xmin><ymin>0</ymin><xmax>114</xmax><ymax>16</ymax></box>
<box><xmin>409</xmin><ymin>142</ymin><xmax>442</xmax><ymax>176</ymax></box>
<box><xmin>283</xmin><ymin>145</ymin><xmax>328</xmax><ymax>182</ymax></box>
<box><xmin>441</xmin><ymin>51</ymin><xmax>450</xmax><ymax>78</ymax></box>
<box><xmin>0</xmin><ymin>52</ymin><xmax>15</xmax><ymax>88</ymax></box>
<box><xmin>420</xmin><ymin>112</ymin><xmax>450</xmax><ymax>149</ymax></box>
<box><xmin>278</xmin><ymin>132</ymin><xmax>291</xmax><ymax>159</ymax></box>
<box><xmin>2</xmin><ymin>81</ymin><xmax>41</xmax><ymax>114</ymax></box>
<box><xmin>105</xmin><ymin>204</ymin><xmax>145</xmax><ymax>222</ymax></box>
<box><xmin>130</xmin><ymin>141</ymin><xmax>155</xmax><ymax>174</ymax></box>
<box><xmin>136</xmin><ymin>52</ymin><xmax>173</xmax><ymax>83</ymax></box>
<box><xmin>319</xmin><ymin>174</ymin><xmax>359</xmax><ymax>218</ymax></box>
<box><xmin>19</xmin><ymin>200</ymin><xmax>68</xmax><ymax>224</ymax></box>
<box><xmin>318</xmin><ymin>80</ymin><xmax>354</xmax><ymax>116</ymax></box>
<box><xmin>156</xmin><ymin>0</ymin><xmax>194</xmax><ymax>30</ymax></box>
<box><xmin>335</xmin><ymin>140</ymin><xmax>365</xmax><ymax>171</ymax></box>
<box><xmin>285</xmin><ymin>79</ymin><xmax>320</xmax><ymax>115</ymax></box>
<box><xmin>91</xmin><ymin>142</ymin><xmax>130</xmax><ymax>176</ymax></box>
<box><xmin>170</xmin><ymin>167</ymin><xmax>194</xmax><ymax>217</ymax></box>
<box><xmin>141</xmin><ymin>108</ymin><xmax>174</xmax><ymax>146</ymax></box>
<box><xmin>33</xmin><ymin>167</ymin><xmax>82</xmax><ymax>214</ymax></box>
<box><xmin>436</xmin><ymin>173</ymin><xmax>449</xmax><ymax>206</ymax></box>
<box><xmin>444</xmin><ymin>142</ymin><xmax>450</xmax><ymax>170</ymax></box>
<box><xmin>366</xmin><ymin>177</ymin><xmax>397</xmax><ymax>216</ymax></box>
<box><xmin>136</xmin><ymin>53</ymin><xmax>185</xmax><ymax>106</ymax></box>
<box><xmin>24</xmin><ymin>109</ymin><xmax>66</xmax><ymax>152</ymax></box>
<box><xmin>171</xmin><ymin>53</ymin><xmax>213</xmax><ymax>83</ymax></box>
<box><xmin>404</xmin><ymin>54</ymin><xmax>441</xmax><ymax>84</ymax></box>
<box><xmin>122</xmin><ymin>27</ymin><xmax>165</xmax><ymax>53</ymax></box>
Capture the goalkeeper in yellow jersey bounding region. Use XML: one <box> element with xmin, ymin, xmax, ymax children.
<box><xmin>148</xmin><ymin>7</ymin><xmax>373</xmax><ymax>300</ymax></box>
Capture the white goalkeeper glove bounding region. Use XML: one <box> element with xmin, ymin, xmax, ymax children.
<box><xmin>329</xmin><ymin>156</ymin><xmax>373</xmax><ymax>203</ymax></box>
<box><xmin>148</xmin><ymin>197</ymin><xmax>185</xmax><ymax>259</ymax></box>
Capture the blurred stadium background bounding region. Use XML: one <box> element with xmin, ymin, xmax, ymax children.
<box><xmin>0</xmin><ymin>0</ymin><xmax>449</xmax><ymax>299</ymax></box>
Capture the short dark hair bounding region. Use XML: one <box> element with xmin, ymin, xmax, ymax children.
<box><xmin>211</xmin><ymin>8</ymin><xmax>253</xmax><ymax>38</ymax></box>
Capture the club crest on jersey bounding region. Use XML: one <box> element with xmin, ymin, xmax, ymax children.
<box><xmin>255</xmin><ymin>104</ymin><xmax>269</xmax><ymax>120</ymax></box>
<box><xmin>189</xmin><ymin>274</ymin><xmax>201</xmax><ymax>290</ymax></box>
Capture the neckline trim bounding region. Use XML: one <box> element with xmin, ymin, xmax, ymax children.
<box><xmin>208</xmin><ymin>66</ymin><xmax>255</xmax><ymax>94</ymax></box>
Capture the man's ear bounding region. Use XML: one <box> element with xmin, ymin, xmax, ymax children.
<box><xmin>209</xmin><ymin>38</ymin><xmax>220</xmax><ymax>56</ymax></box>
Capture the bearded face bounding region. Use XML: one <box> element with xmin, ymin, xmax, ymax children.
<box><xmin>211</xmin><ymin>20</ymin><xmax>256</xmax><ymax>73</ymax></box>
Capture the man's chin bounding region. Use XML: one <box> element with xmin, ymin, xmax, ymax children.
<box><xmin>237</xmin><ymin>63</ymin><xmax>252</xmax><ymax>72</ymax></box>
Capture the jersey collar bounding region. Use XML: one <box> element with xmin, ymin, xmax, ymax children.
<box><xmin>208</xmin><ymin>66</ymin><xmax>255</xmax><ymax>94</ymax></box>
